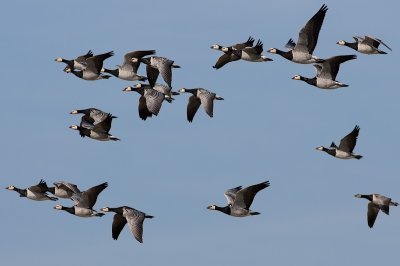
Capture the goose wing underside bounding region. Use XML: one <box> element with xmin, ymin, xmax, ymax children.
<box><xmin>367</xmin><ymin>202</ymin><xmax>380</xmax><ymax>228</ymax></box>
<box><xmin>224</xmin><ymin>186</ymin><xmax>242</xmax><ymax>205</ymax></box>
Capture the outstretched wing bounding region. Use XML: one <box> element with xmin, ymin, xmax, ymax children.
<box><xmin>338</xmin><ymin>125</ymin><xmax>360</xmax><ymax>153</ymax></box>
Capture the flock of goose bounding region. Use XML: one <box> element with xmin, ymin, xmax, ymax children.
<box><xmin>5</xmin><ymin>3</ymin><xmax>396</xmax><ymax>247</ymax></box>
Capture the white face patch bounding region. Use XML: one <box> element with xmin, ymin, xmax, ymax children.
<box><xmin>268</xmin><ymin>48</ymin><xmax>277</xmax><ymax>53</ymax></box>
<box><xmin>292</xmin><ymin>75</ymin><xmax>301</xmax><ymax>80</ymax></box>
<box><xmin>100</xmin><ymin>207</ymin><xmax>109</xmax><ymax>212</ymax></box>
<box><xmin>315</xmin><ymin>146</ymin><xmax>324</xmax><ymax>151</ymax></box>
<box><xmin>134</xmin><ymin>83</ymin><xmax>142</xmax><ymax>88</ymax></box>
<box><xmin>55</xmin><ymin>58</ymin><xmax>63</xmax><ymax>62</ymax></box>
<box><xmin>178</xmin><ymin>88</ymin><xmax>186</xmax><ymax>93</ymax></box>
<box><xmin>123</xmin><ymin>86</ymin><xmax>132</xmax><ymax>92</ymax></box>
<box><xmin>6</xmin><ymin>185</ymin><xmax>15</xmax><ymax>190</ymax></box>
<box><xmin>70</xmin><ymin>110</ymin><xmax>78</xmax><ymax>114</ymax></box>
<box><xmin>54</xmin><ymin>204</ymin><xmax>63</xmax><ymax>210</ymax></box>
<box><xmin>337</xmin><ymin>40</ymin><xmax>345</xmax><ymax>46</ymax></box>
<box><xmin>69</xmin><ymin>125</ymin><xmax>78</xmax><ymax>130</ymax></box>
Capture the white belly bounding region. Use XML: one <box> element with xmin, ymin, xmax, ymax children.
<box><xmin>26</xmin><ymin>190</ymin><xmax>48</xmax><ymax>201</ymax></box>
<box><xmin>335</xmin><ymin>150</ymin><xmax>352</xmax><ymax>159</ymax></box>
<box><xmin>74</xmin><ymin>207</ymin><xmax>96</xmax><ymax>217</ymax></box>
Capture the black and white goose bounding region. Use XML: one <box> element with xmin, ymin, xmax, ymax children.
<box><xmin>292</xmin><ymin>55</ymin><xmax>356</xmax><ymax>89</ymax></box>
<box><xmin>268</xmin><ymin>4</ymin><xmax>328</xmax><ymax>64</ymax></box>
<box><xmin>222</xmin><ymin>39</ymin><xmax>273</xmax><ymax>63</ymax></box>
<box><xmin>65</xmin><ymin>51</ymin><xmax>114</xmax><ymax>80</ymax></box>
<box><xmin>207</xmin><ymin>181</ymin><xmax>270</xmax><ymax>217</ymax></box>
<box><xmin>355</xmin><ymin>193</ymin><xmax>398</xmax><ymax>228</ymax></box>
<box><xmin>54</xmin><ymin>182</ymin><xmax>108</xmax><ymax>218</ymax></box>
<box><xmin>316</xmin><ymin>125</ymin><xmax>362</xmax><ymax>159</ymax></box>
<box><xmin>55</xmin><ymin>50</ymin><xmax>93</xmax><ymax>71</ymax></box>
<box><xmin>6</xmin><ymin>179</ymin><xmax>58</xmax><ymax>201</ymax></box>
<box><xmin>178</xmin><ymin>88</ymin><xmax>224</xmax><ymax>122</ymax></box>
<box><xmin>140</xmin><ymin>56</ymin><xmax>180</xmax><ymax>88</ymax></box>
<box><xmin>47</xmin><ymin>181</ymin><xmax>81</xmax><ymax>199</ymax></box>
<box><xmin>70</xmin><ymin>113</ymin><xmax>120</xmax><ymax>141</ymax></box>
<box><xmin>211</xmin><ymin>36</ymin><xmax>255</xmax><ymax>69</ymax></box>
<box><xmin>123</xmin><ymin>85</ymin><xmax>171</xmax><ymax>120</ymax></box>
<box><xmin>134</xmin><ymin>83</ymin><xmax>180</xmax><ymax>99</ymax></box>
<box><xmin>101</xmin><ymin>206</ymin><xmax>154</xmax><ymax>243</ymax></box>
<box><xmin>70</xmin><ymin>108</ymin><xmax>117</xmax><ymax>125</ymax></box>
<box><xmin>337</xmin><ymin>36</ymin><xmax>392</xmax><ymax>54</ymax></box>
<box><xmin>101</xmin><ymin>50</ymin><xmax>155</xmax><ymax>81</ymax></box>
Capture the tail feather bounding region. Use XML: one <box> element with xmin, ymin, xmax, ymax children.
<box><xmin>110</xmin><ymin>136</ymin><xmax>120</xmax><ymax>141</ymax></box>
<box><xmin>145</xmin><ymin>215</ymin><xmax>154</xmax><ymax>219</ymax></box>
<box><xmin>250</xmin><ymin>211</ymin><xmax>260</xmax><ymax>216</ymax></box>
<box><xmin>354</xmin><ymin>155</ymin><xmax>363</xmax><ymax>160</ymax></box>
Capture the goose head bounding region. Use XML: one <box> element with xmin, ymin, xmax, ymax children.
<box><xmin>100</xmin><ymin>207</ymin><xmax>110</xmax><ymax>212</ymax></box>
<box><xmin>54</xmin><ymin>204</ymin><xmax>64</xmax><ymax>210</ymax></box>
<box><xmin>210</xmin><ymin>44</ymin><xmax>222</xmax><ymax>50</ymax></box>
<box><xmin>5</xmin><ymin>185</ymin><xmax>15</xmax><ymax>190</ymax></box>
<box><xmin>207</xmin><ymin>205</ymin><xmax>217</xmax><ymax>210</ymax></box>
<box><xmin>315</xmin><ymin>146</ymin><xmax>324</xmax><ymax>151</ymax></box>
<box><xmin>267</xmin><ymin>48</ymin><xmax>278</xmax><ymax>54</ymax></box>
<box><xmin>69</xmin><ymin>125</ymin><xmax>79</xmax><ymax>130</ymax></box>
<box><xmin>336</xmin><ymin>40</ymin><xmax>346</xmax><ymax>46</ymax></box>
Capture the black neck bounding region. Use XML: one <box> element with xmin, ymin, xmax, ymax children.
<box><xmin>62</xmin><ymin>206</ymin><xmax>75</xmax><ymax>214</ymax></box>
<box><xmin>14</xmin><ymin>187</ymin><xmax>27</xmax><ymax>197</ymax></box>
<box><xmin>345</xmin><ymin>42</ymin><xmax>358</xmax><ymax>51</ymax></box>
<box><xmin>360</xmin><ymin>194</ymin><xmax>373</xmax><ymax>202</ymax></box>
<box><xmin>47</xmin><ymin>187</ymin><xmax>55</xmax><ymax>194</ymax></box>
<box><xmin>62</xmin><ymin>59</ymin><xmax>74</xmax><ymax>68</ymax></box>
<box><xmin>185</xmin><ymin>89</ymin><xmax>198</xmax><ymax>95</ymax></box>
<box><xmin>108</xmin><ymin>207</ymin><xmax>124</xmax><ymax>215</ymax></box>
<box><xmin>276</xmin><ymin>49</ymin><xmax>293</xmax><ymax>61</ymax></box>
<box><xmin>214</xmin><ymin>205</ymin><xmax>231</xmax><ymax>215</ymax></box>
<box><xmin>71</xmin><ymin>70</ymin><xmax>83</xmax><ymax>78</ymax></box>
<box><xmin>102</xmin><ymin>68</ymin><xmax>119</xmax><ymax>77</ymax></box>
<box><xmin>322</xmin><ymin>147</ymin><xmax>336</xmax><ymax>157</ymax></box>
<box><xmin>77</xmin><ymin>109</ymin><xmax>91</xmax><ymax>115</ymax></box>
<box><xmin>302</xmin><ymin>76</ymin><xmax>317</xmax><ymax>86</ymax></box>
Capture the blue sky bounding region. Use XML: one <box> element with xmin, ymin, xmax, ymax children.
<box><xmin>1</xmin><ymin>0</ymin><xmax>399</xmax><ymax>265</ymax></box>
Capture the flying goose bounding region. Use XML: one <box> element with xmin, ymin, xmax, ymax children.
<box><xmin>337</xmin><ymin>36</ymin><xmax>392</xmax><ymax>54</ymax></box>
<box><xmin>54</xmin><ymin>182</ymin><xmax>108</xmax><ymax>218</ymax></box>
<box><xmin>268</xmin><ymin>4</ymin><xmax>328</xmax><ymax>63</ymax></box>
<box><xmin>292</xmin><ymin>54</ymin><xmax>356</xmax><ymax>89</ymax></box>
<box><xmin>70</xmin><ymin>108</ymin><xmax>117</xmax><ymax>125</ymax></box>
<box><xmin>222</xmin><ymin>39</ymin><xmax>273</xmax><ymax>63</ymax></box>
<box><xmin>140</xmin><ymin>56</ymin><xmax>180</xmax><ymax>88</ymax></box>
<box><xmin>134</xmin><ymin>83</ymin><xmax>180</xmax><ymax>99</ymax></box>
<box><xmin>54</xmin><ymin>204</ymin><xmax>105</xmax><ymax>217</ymax></box>
<box><xmin>207</xmin><ymin>181</ymin><xmax>270</xmax><ymax>217</ymax></box>
<box><xmin>71</xmin><ymin>182</ymin><xmax>108</xmax><ymax>209</ymax></box>
<box><xmin>101</xmin><ymin>50</ymin><xmax>155</xmax><ymax>81</ymax></box>
<box><xmin>65</xmin><ymin>51</ymin><xmax>114</xmax><ymax>80</ymax></box>
<box><xmin>355</xmin><ymin>193</ymin><xmax>398</xmax><ymax>228</ymax></box>
<box><xmin>123</xmin><ymin>86</ymin><xmax>171</xmax><ymax>120</ymax></box>
<box><xmin>178</xmin><ymin>88</ymin><xmax>224</xmax><ymax>122</ymax></box>
<box><xmin>101</xmin><ymin>206</ymin><xmax>154</xmax><ymax>243</ymax></box>
<box><xmin>6</xmin><ymin>179</ymin><xmax>58</xmax><ymax>201</ymax></box>
<box><xmin>316</xmin><ymin>125</ymin><xmax>362</xmax><ymax>159</ymax></box>
<box><xmin>47</xmin><ymin>181</ymin><xmax>81</xmax><ymax>199</ymax></box>
<box><xmin>55</xmin><ymin>50</ymin><xmax>93</xmax><ymax>71</ymax></box>
<box><xmin>211</xmin><ymin>36</ymin><xmax>255</xmax><ymax>69</ymax></box>
<box><xmin>69</xmin><ymin>113</ymin><xmax>120</xmax><ymax>141</ymax></box>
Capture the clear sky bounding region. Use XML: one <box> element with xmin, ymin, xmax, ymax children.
<box><xmin>1</xmin><ymin>0</ymin><xmax>399</xmax><ymax>265</ymax></box>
